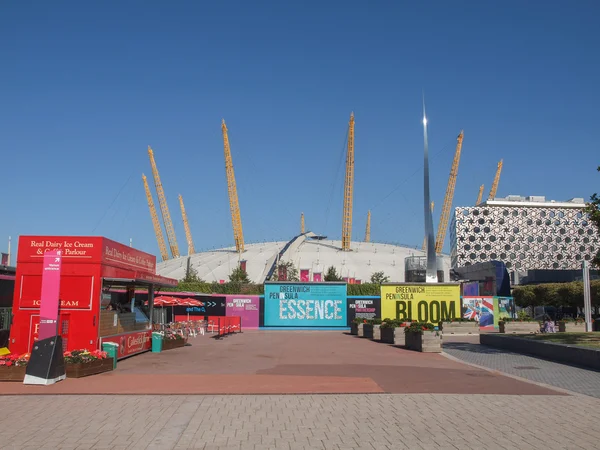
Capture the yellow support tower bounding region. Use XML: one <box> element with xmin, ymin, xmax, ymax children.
<box><xmin>476</xmin><ymin>184</ymin><xmax>484</xmax><ymax>205</ymax></box>
<box><xmin>148</xmin><ymin>146</ymin><xmax>180</xmax><ymax>258</ymax></box>
<box><xmin>142</xmin><ymin>174</ymin><xmax>169</xmax><ymax>262</ymax></box>
<box><xmin>488</xmin><ymin>159</ymin><xmax>503</xmax><ymax>200</ymax></box>
<box><xmin>365</xmin><ymin>210</ymin><xmax>371</xmax><ymax>243</ymax></box>
<box><xmin>178</xmin><ymin>194</ymin><xmax>195</xmax><ymax>256</ymax></box>
<box><xmin>342</xmin><ymin>113</ymin><xmax>355</xmax><ymax>251</ymax></box>
<box><xmin>422</xmin><ymin>202</ymin><xmax>434</xmax><ymax>250</ymax></box>
<box><xmin>435</xmin><ymin>131</ymin><xmax>464</xmax><ymax>254</ymax></box>
<box><xmin>301</xmin><ymin>213</ymin><xmax>305</xmax><ymax>234</ymax></box>
<box><xmin>222</xmin><ymin>119</ymin><xmax>245</xmax><ymax>253</ymax></box>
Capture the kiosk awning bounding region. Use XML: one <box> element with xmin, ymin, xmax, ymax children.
<box><xmin>103</xmin><ymin>273</ymin><xmax>178</xmax><ymax>289</ymax></box>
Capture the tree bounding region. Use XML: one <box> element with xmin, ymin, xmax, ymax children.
<box><xmin>585</xmin><ymin>165</ymin><xmax>600</xmax><ymax>267</ymax></box>
<box><xmin>180</xmin><ymin>264</ymin><xmax>203</xmax><ymax>283</ymax></box>
<box><xmin>324</xmin><ymin>266</ymin><xmax>343</xmax><ymax>281</ymax></box>
<box><xmin>229</xmin><ymin>266</ymin><xmax>250</xmax><ymax>283</ymax></box>
<box><xmin>270</xmin><ymin>261</ymin><xmax>299</xmax><ymax>281</ymax></box>
<box><xmin>370</xmin><ymin>271</ymin><xmax>389</xmax><ymax>284</ymax></box>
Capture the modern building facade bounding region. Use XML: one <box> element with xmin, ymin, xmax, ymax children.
<box><xmin>450</xmin><ymin>196</ymin><xmax>598</xmax><ymax>273</ymax></box>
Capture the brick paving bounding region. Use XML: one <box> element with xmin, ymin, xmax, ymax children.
<box><xmin>1</xmin><ymin>394</ymin><xmax>599</xmax><ymax>450</ymax></box>
<box><xmin>442</xmin><ymin>340</ymin><xmax>600</xmax><ymax>398</ymax></box>
<box><xmin>0</xmin><ymin>331</ymin><xmax>561</xmax><ymax>395</ymax></box>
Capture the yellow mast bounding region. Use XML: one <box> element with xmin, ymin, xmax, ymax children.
<box><xmin>342</xmin><ymin>112</ymin><xmax>355</xmax><ymax>251</ymax></box>
<box><xmin>148</xmin><ymin>146</ymin><xmax>180</xmax><ymax>258</ymax></box>
<box><xmin>476</xmin><ymin>184</ymin><xmax>484</xmax><ymax>205</ymax></box>
<box><xmin>178</xmin><ymin>194</ymin><xmax>195</xmax><ymax>255</ymax></box>
<box><xmin>488</xmin><ymin>159</ymin><xmax>503</xmax><ymax>200</ymax></box>
<box><xmin>422</xmin><ymin>202</ymin><xmax>434</xmax><ymax>251</ymax></box>
<box><xmin>365</xmin><ymin>210</ymin><xmax>371</xmax><ymax>243</ymax></box>
<box><xmin>221</xmin><ymin>119</ymin><xmax>245</xmax><ymax>253</ymax></box>
<box><xmin>301</xmin><ymin>213</ymin><xmax>305</xmax><ymax>234</ymax></box>
<box><xmin>142</xmin><ymin>174</ymin><xmax>169</xmax><ymax>262</ymax></box>
<box><xmin>435</xmin><ymin>131</ymin><xmax>464</xmax><ymax>254</ymax></box>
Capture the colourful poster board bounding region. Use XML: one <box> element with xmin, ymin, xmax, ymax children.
<box><xmin>39</xmin><ymin>250</ymin><xmax>62</xmax><ymax>340</ymax></box>
<box><xmin>225</xmin><ymin>295</ymin><xmax>259</xmax><ymax>329</ymax></box>
<box><xmin>494</xmin><ymin>297</ymin><xmax>515</xmax><ymax>327</ymax></box>
<box><xmin>264</xmin><ymin>283</ymin><xmax>347</xmax><ymax>327</ymax></box>
<box><xmin>380</xmin><ymin>284</ymin><xmax>461</xmax><ymax>324</ymax></box>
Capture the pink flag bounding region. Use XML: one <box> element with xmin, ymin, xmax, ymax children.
<box><xmin>300</xmin><ymin>270</ymin><xmax>310</xmax><ymax>282</ymax></box>
<box><xmin>38</xmin><ymin>250</ymin><xmax>62</xmax><ymax>341</ymax></box>
<box><xmin>312</xmin><ymin>273</ymin><xmax>322</xmax><ymax>282</ymax></box>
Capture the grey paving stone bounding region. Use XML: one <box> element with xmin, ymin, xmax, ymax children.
<box><xmin>443</xmin><ymin>341</ymin><xmax>600</xmax><ymax>398</ymax></box>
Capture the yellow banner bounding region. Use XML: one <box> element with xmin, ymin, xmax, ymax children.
<box><xmin>380</xmin><ymin>284</ymin><xmax>461</xmax><ymax>323</ymax></box>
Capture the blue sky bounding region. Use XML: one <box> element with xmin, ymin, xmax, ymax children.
<box><xmin>1</xmin><ymin>1</ymin><xmax>599</xmax><ymax>261</ymax></box>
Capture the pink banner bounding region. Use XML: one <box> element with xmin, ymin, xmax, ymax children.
<box><xmin>300</xmin><ymin>269</ymin><xmax>310</xmax><ymax>282</ymax></box>
<box><xmin>38</xmin><ymin>250</ymin><xmax>62</xmax><ymax>341</ymax></box>
<box><xmin>313</xmin><ymin>273</ymin><xmax>322</xmax><ymax>282</ymax></box>
<box><xmin>225</xmin><ymin>295</ymin><xmax>259</xmax><ymax>329</ymax></box>
<box><xmin>1</xmin><ymin>253</ymin><xmax>7</xmax><ymax>266</ymax></box>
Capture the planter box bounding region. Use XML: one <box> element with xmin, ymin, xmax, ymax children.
<box><xmin>558</xmin><ymin>322</ymin><xmax>586</xmax><ymax>333</ymax></box>
<box><xmin>0</xmin><ymin>365</ymin><xmax>27</xmax><ymax>382</ymax></box>
<box><xmin>372</xmin><ymin>324</ymin><xmax>382</xmax><ymax>341</ymax></box>
<box><xmin>405</xmin><ymin>330</ymin><xmax>442</xmax><ymax>353</ymax></box>
<box><xmin>66</xmin><ymin>358</ymin><xmax>113</xmax><ymax>378</ymax></box>
<box><xmin>440</xmin><ymin>321</ymin><xmax>479</xmax><ymax>335</ymax></box>
<box><xmin>363</xmin><ymin>324</ymin><xmax>374</xmax><ymax>339</ymax></box>
<box><xmin>357</xmin><ymin>323</ymin><xmax>365</xmax><ymax>338</ymax></box>
<box><xmin>380</xmin><ymin>327</ymin><xmax>408</xmax><ymax>346</ymax></box>
<box><xmin>499</xmin><ymin>322</ymin><xmax>541</xmax><ymax>334</ymax></box>
<box><xmin>162</xmin><ymin>338</ymin><xmax>186</xmax><ymax>351</ymax></box>
<box><xmin>350</xmin><ymin>323</ymin><xmax>359</xmax><ymax>335</ymax></box>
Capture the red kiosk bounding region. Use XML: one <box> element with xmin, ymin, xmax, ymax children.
<box><xmin>9</xmin><ymin>236</ymin><xmax>177</xmax><ymax>359</ymax></box>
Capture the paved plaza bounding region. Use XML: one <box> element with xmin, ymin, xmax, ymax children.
<box><xmin>2</xmin><ymin>331</ymin><xmax>600</xmax><ymax>449</ymax></box>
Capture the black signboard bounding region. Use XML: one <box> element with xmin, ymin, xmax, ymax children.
<box><xmin>346</xmin><ymin>297</ymin><xmax>381</xmax><ymax>326</ymax></box>
<box><xmin>172</xmin><ymin>295</ymin><xmax>226</xmax><ymax>318</ymax></box>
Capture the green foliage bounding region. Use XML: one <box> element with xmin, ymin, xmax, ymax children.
<box><xmin>347</xmin><ymin>283</ymin><xmax>380</xmax><ymax>296</ymax></box>
<box><xmin>324</xmin><ymin>266</ymin><xmax>343</xmax><ymax>281</ymax></box>
<box><xmin>404</xmin><ymin>322</ymin><xmax>435</xmax><ymax>334</ymax></box>
<box><xmin>229</xmin><ymin>266</ymin><xmax>250</xmax><ymax>283</ymax></box>
<box><xmin>513</xmin><ymin>280</ymin><xmax>600</xmax><ymax>308</ymax></box>
<box><xmin>269</xmin><ymin>261</ymin><xmax>299</xmax><ymax>282</ymax></box>
<box><xmin>370</xmin><ymin>271</ymin><xmax>390</xmax><ymax>284</ymax></box>
<box><xmin>584</xmin><ymin>165</ymin><xmax>600</xmax><ymax>267</ymax></box>
<box><xmin>180</xmin><ymin>264</ymin><xmax>204</xmax><ymax>283</ymax></box>
<box><xmin>173</xmin><ymin>281</ymin><xmax>264</xmax><ymax>295</ymax></box>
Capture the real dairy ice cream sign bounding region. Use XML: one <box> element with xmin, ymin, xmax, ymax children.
<box><xmin>264</xmin><ymin>283</ymin><xmax>347</xmax><ymax>327</ymax></box>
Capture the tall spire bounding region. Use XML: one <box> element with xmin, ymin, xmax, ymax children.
<box><xmin>422</xmin><ymin>96</ymin><xmax>438</xmax><ymax>283</ymax></box>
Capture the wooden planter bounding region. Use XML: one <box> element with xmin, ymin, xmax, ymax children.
<box><xmin>350</xmin><ymin>323</ymin><xmax>359</xmax><ymax>335</ymax></box>
<box><xmin>440</xmin><ymin>321</ymin><xmax>479</xmax><ymax>335</ymax></box>
<box><xmin>499</xmin><ymin>321</ymin><xmax>541</xmax><ymax>334</ymax></box>
<box><xmin>66</xmin><ymin>358</ymin><xmax>114</xmax><ymax>378</ymax></box>
<box><xmin>558</xmin><ymin>322</ymin><xmax>586</xmax><ymax>333</ymax></box>
<box><xmin>372</xmin><ymin>324</ymin><xmax>381</xmax><ymax>341</ymax></box>
<box><xmin>357</xmin><ymin>323</ymin><xmax>365</xmax><ymax>338</ymax></box>
<box><xmin>0</xmin><ymin>365</ymin><xmax>27</xmax><ymax>382</ymax></box>
<box><xmin>405</xmin><ymin>330</ymin><xmax>442</xmax><ymax>353</ymax></box>
<box><xmin>162</xmin><ymin>338</ymin><xmax>185</xmax><ymax>351</ymax></box>
<box><xmin>380</xmin><ymin>327</ymin><xmax>408</xmax><ymax>345</ymax></box>
<box><xmin>363</xmin><ymin>324</ymin><xmax>374</xmax><ymax>339</ymax></box>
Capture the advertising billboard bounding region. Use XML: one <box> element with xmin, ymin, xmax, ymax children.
<box><xmin>226</xmin><ymin>295</ymin><xmax>259</xmax><ymax>329</ymax></box>
<box><xmin>381</xmin><ymin>283</ymin><xmax>461</xmax><ymax>324</ymax></box>
<box><xmin>347</xmin><ymin>297</ymin><xmax>381</xmax><ymax>325</ymax></box>
<box><xmin>264</xmin><ymin>282</ymin><xmax>347</xmax><ymax>327</ymax></box>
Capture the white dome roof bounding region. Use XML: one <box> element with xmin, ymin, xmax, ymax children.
<box><xmin>157</xmin><ymin>232</ymin><xmax>451</xmax><ymax>284</ymax></box>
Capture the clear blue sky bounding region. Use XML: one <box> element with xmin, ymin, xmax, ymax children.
<box><xmin>1</xmin><ymin>0</ymin><xmax>599</xmax><ymax>260</ymax></box>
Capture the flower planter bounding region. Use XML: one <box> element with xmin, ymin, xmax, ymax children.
<box><xmin>380</xmin><ymin>327</ymin><xmax>408</xmax><ymax>346</ymax></box>
<box><xmin>405</xmin><ymin>330</ymin><xmax>442</xmax><ymax>353</ymax></box>
<box><xmin>162</xmin><ymin>338</ymin><xmax>185</xmax><ymax>351</ymax></box>
<box><xmin>439</xmin><ymin>321</ymin><xmax>479</xmax><ymax>335</ymax></box>
<box><xmin>558</xmin><ymin>322</ymin><xmax>586</xmax><ymax>333</ymax></box>
<box><xmin>350</xmin><ymin>323</ymin><xmax>359</xmax><ymax>335</ymax></box>
<box><xmin>0</xmin><ymin>365</ymin><xmax>27</xmax><ymax>382</ymax></box>
<box><xmin>372</xmin><ymin>324</ymin><xmax>381</xmax><ymax>341</ymax></box>
<box><xmin>357</xmin><ymin>323</ymin><xmax>365</xmax><ymax>338</ymax></box>
<box><xmin>66</xmin><ymin>358</ymin><xmax>114</xmax><ymax>378</ymax></box>
<box><xmin>363</xmin><ymin>324</ymin><xmax>374</xmax><ymax>339</ymax></box>
<box><xmin>499</xmin><ymin>321</ymin><xmax>541</xmax><ymax>334</ymax></box>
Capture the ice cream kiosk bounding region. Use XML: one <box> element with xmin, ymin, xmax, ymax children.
<box><xmin>9</xmin><ymin>236</ymin><xmax>177</xmax><ymax>359</ymax></box>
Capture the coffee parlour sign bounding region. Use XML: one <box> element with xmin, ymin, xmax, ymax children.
<box><xmin>30</xmin><ymin>239</ymin><xmax>94</xmax><ymax>257</ymax></box>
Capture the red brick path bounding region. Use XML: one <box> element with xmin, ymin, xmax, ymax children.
<box><xmin>0</xmin><ymin>331</ymin><xmax>563</xmax><ymax>395</ymax></box>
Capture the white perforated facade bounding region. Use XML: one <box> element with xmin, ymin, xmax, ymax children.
<box><xmin>450</xmin><ymin>196</ymin><xmax>598</xmax><ymax>271</ymax></box>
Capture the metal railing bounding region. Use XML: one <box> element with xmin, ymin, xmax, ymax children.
<box><xmin>0</xmin><ymin>307</ymin><xmax>12</xmax><ymax>330</ymax></box>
